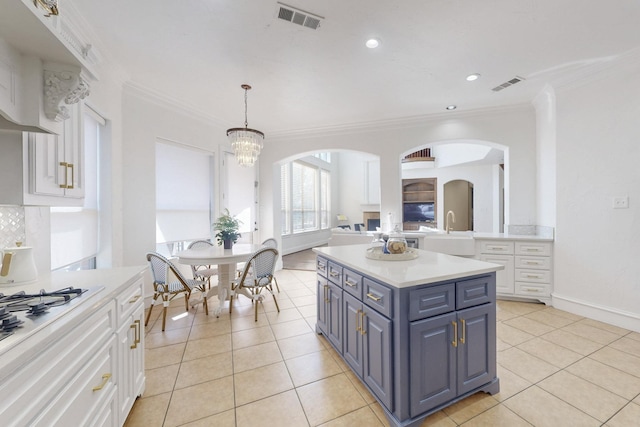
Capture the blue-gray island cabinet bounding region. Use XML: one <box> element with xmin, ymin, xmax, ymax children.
<box><xmin>313</xmin><ymin>244</ymin><xmax>503</xmax><ymax>427</ymax></box>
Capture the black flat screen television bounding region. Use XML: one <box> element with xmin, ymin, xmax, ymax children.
<box><xmin>403</xmin><ymin>202</ymin><xmax>435</xmax><ymax>222</ymax></box>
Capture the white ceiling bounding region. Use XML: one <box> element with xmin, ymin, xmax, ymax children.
<box><xmin>68</xmin><ymin>0</ymin><xmax>640</xmax><ymax>134</ymax></box>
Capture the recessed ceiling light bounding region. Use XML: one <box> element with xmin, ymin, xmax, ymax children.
<box><xmin>466</xmin><ymin>73</ymin><xmax>480</xmax><ymax>81</ymax></box>
<box><xmin>366</xmin><ymin>38</ymin><xmax>380</xmax><ymax>49</ymax></box>
<box><xmin>446</xmin><ymin>105</ymin><xmax>457</xmax><ymax>110</ymax></box>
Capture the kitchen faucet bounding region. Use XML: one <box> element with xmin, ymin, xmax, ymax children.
<box><xmin>445</xmin><ymin>210</ymin><xmax>456</xmax><ymax>234</ymax></box>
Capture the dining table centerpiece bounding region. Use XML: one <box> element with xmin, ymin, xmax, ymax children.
<box><xmin>213</xmin><ymin>209</ymin><xmax>242</xmax><ymax>249</ymax></box>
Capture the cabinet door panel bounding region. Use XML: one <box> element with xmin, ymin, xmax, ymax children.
<box><xmin>316</xmin><ymin>275</ymin><xmax>328</xmax><ymax>334</ymax></box>
<box><xmin>410</xmin><ymin>312</ymin><xmax>456</xmax><ymax>416</ymax></box>
<box><xmin>457</xmin><ymin>303</ymin><xmax>496</xmax><ymax>395</ymax></box>
<box><xmin>343</xmin><ymin>293</ymin><xmax>363</xmax><ymax>376</ymax></box>
<box><xmin>30</xmin><ymin>132</ymin><xmax>65</xmax><ymax>197</ymax></box>
<box><xmin>479</xmin><ymin>254</ymin><xmax>513</xmax><ymax>294</ymax></box>
<box><xmin>327</xmin><ymin>281</ymin><xmax>343</xmax><ymax>352</ymax></box>
<box><xmin>363</xmin><ymin>308</ymin><xmax>393</xmax><ymax>411</ymax></box>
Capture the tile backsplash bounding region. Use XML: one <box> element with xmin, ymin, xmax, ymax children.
<box><xmin>0</xmin><ymin>206</ymin><xmax>26</xmax><ymax>248</ymax></box>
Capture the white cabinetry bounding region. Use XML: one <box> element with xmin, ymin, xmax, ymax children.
<box><xmin>29</xmin><ymin>101</ymin><xmax>84</xmax><ymax>200</ymax></box>
<box><xmin>477</xmin><ymin>239</ymin><xmax>552</xmax><ymax>304</ymax></box>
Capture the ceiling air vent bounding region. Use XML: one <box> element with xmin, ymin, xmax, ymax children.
<box><xmin>276</xmin><ymin>2</ymin><xmax>324</xmax><ymax>30</ymax></box>
<box><xmin>492</xmin><ymin>76</ymin><xmax>526</xmax><ymax>92</ymax></box>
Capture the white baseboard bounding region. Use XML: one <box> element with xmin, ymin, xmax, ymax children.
<box><xmin>552</xmin><ymin>293</ymin><xmax>640</xmax><ymax>333</ymax></box>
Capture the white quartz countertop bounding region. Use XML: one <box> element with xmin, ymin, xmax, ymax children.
<box><xmin>471</xmin><ymin>232</ymin><xmax>553</xmax><ymax>241</ymax></box>
<box><xmin>313</xmin><ymin>244</ymin><xmax>503</xmax><ymax>288</ymax></box>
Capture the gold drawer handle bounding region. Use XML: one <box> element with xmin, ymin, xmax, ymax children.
<box><xmin>452</xmin><ymin>321</ymin><xmax>458</xmax><ymax>347</ymax></box>
<box><xmin>129</xmin><ymin>294</ymin><xmax>141</xmax><ymax>304</ymax></box>
<box><xmin>360</xmin><ymin>311</ymin><xmax>367</xmax><ymax>336</ymax></box>
<box><xmin>524</xmin><ymin>288</ymin><xmax>541</xmax><ymax>292</ymax></box>
<box><xmin>324</xmin><ymin>284</ymin><xmax>329</xmax><ymax>303</ymax></box>
<box><xmin>460</xmin><ymin>319</ymin><xmax>466</xmax><ymax>344</ymax></box>
<box><xmin>525</xmin><ymin>274</ymin><xmax>541</xmax><ymax>279</ymax></box>
<box><xmin>92</xmin><ymin>373</ymin><xmax>112</xmax><ymax>392</ymax></box>
<box><xmin>59</xmin><ymin>162</ymin><xmax>69</xmax><ymax>188</ymax></box>
<box><xmin>366</xmin><ymin>293</ymin><xmax>381</xmax><ymax>302</ymax></box>
<box><xmin>345</xmin><ymin>280</ymin><xmax>357</xmax><ymax>287</ymax></box>
<box><xmin>329</xmin><ymin>271</ymin><xmax>339</xmax><ymax>277</ymax></box>
<box><xmin>67</xmin><ymin>163</ymin><xmax>75</xmax><ymax>189</ymax></box>
<box><xmin>130</xmin><ymin>320</ymin><xmax>141</xmax><ymax>349</ymax></box>
<box><xmin>488</xmin><ymin>246</ymin><xmax>505</xmax><ymax>250</ymax></box>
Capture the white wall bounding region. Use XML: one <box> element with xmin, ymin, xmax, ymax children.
<box><xmin>337</xmin><ymin>151</ymin><xmax>380</xmax><ymax>228</ymax></box>
<box><xmin>552</xmin><ymin>59</ymin><xmax>640</xmax><ymax>330</ymax></box>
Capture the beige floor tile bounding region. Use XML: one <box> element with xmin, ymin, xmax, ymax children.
<box><xmin>496</xmin><ymin>338</ymin><xmax>512</xmax><ymax>352</ymax></box>
<box><xmin>271</xmin><ymin>318</ymin><xmax>314</xmax><ymax>340</ymax></box>
<box><xmin>497</xmin><ymin>301</ymin><xmax>545</xmax><ymax>316</ymax></box>
<box><xmin>319</xmin><ymin>406</ymin><xmax>385</xmax><ymax>426</ymax></box>
<box><xmin>496</xmin><ymin>307</ymin><xmax>520</xmax><ymax>322</ymax></box>
<box><xmin>344</xmin><ymin>369</ymin><xmax>377</xmax><ymax>404</ymax></box>
<box><xmin>496</xmin><ymin>323</ymin><xmax>535</xmax><ymax>346</ymax></box>
<box><xmin>576</xmin><ymin>318</ymin><xmax>630</xmax><ymax>336</ymax></box>
<box><xmin>285</xmin><ymin>349</ymin><xmax>343</xmax><ymax>387</ymax></box>
<box><xmin>627</xmin><ymin>331</ymin><xmax>640</xmax><ymax>342</ymax></box>
<box><xmin>277</xmin><ymin>332</ymin><xmax>327</xmax><ymax>360</ymax></box>
<box><xmin>234</xmin><ymin>361</ymin><xmax>294</xmax><ymax>405</ymax></box>
<box><xmin>566</xmin><ymin>357</ymin><xmax>640</xmax><ymax>400</ymax></box>
<box><xmin>538</xmin><ymin>370</ymin><xmax>628</xmax><ymax>422</ymax></box>
<box><xmin>589</xmin><ymin>346</ymin><xmax>640</xmax><ymax>378</ymax></box>
<box><xmin>291</xmin><ymin>294</ymin><xmax>318</xmax><ymax>307</ymax></box>
<box><xmin>164</xmin><ymin>376</ymin><xmax>235</xmax><ymax>427</ymax></box>
<box><xmin>503</xmin><ymin>316</ymin><xmax>556</xmax><ymax>336</ymax></box>
<box><xmin>145</xmin><ymin>327</ymin><xmax>191</xmax><ymax>349</ymax></box>
<box><xmin>175</xmin><ymin>351</ymin><xmax>233</xmax><ymax>389</ymax></box>
<box><xmin>418</xmin><ymin>410</ymin><xmax>457</xmax><ymax>426</ymax></box>
<box><xmin>147</xmin><ymin>308</ymin><xmax>196</xmax><ymax>333</ymax></box>
<box><xmin>188</xmin><ymin>319</ymin><xmax>231</xmax><ymax>340</ymax></box>
<box><xmin>539</xmin><ymin>329</ymin><xmax>604</xmax><ymax>355</ymax></box>
<box><xmin>266</xmin><ymin>307</ymin><xmax>303</xmax><ymax>323</ymax></box>
<box><xmin>297</xmin><ymin>373</ymin><xmax>367</xmax><ymax>426</ymax></box>
<box><xmin>524</xmin><ymin>310</ymin><xmax>576</xmax><ymax>328</ymax></box>
<box><xmin>235</xmin><ymin>389</ymin><xmax>309</xmax><ymax>427</ymax></box>
<box><xmin>609</xmin><ymin>336</ymin><xmax>640</xmax><ymax>356</ymax></box>
<box><xmin>516</xmin><ymin>337</ymin><xmax>583</xmax><ymax>368</ymax></box>
<box><xmin>182</xmin><ymin>333</ymin><xmax>232</xmax><ymax>361</ymax></box>
<box><xmin>124</xmin><ymin>392</ymin><xmax>171</xmax><ymax>427</ymax></box>
<box><xmin>494</xmin><ymin>365</ymin><xmax>532</xmax><ymax>402</ymax></box>
<box><xmin>497</xmin><ymin>347</ymin><xmax>559</xmax><ymax>383</ymax></box>
<box><xmin>442</xmin><ymin>392</ymin><xmax>498</xmax><ymax>424</ymax></box>
<box><xmin>233</xmin><ymin>341</ymin><xmax>283</xmax><ymax>373</ymax></box>
<box><xmin>539</xmin><ymin>306</ymin><xmax>584</xmax><ymax>321</ymax></box>
<box><xmin>461</xmin><ymin>404</ymin><xmax>532</xmax><ymax>426</ymax></box>
<box><xmin>231</xmin><ymin>312</ymin><xmax>269</xmax><ymax>330</ymax></box>
<box><xmin>503</xmin><ymin>386</ymin><xmax>601</xmax><ymax>427</ymax></box>
<box><xmin>284</xmin><ymin>287</ymin><xmax>314</xmax><ymax>298</ymax></box>
<box><xmin>297</xmin><ymin>303</ymin><xmax>317</xmax><ymax>318</ymax></box>
<box><xmin>145</xmin><ymin>342</ymin><xmax>185</xmax><ymax>370</ymax></box>
<box><xmin>561</xmin><ymin>322</ymin><xmax>621</xmax><ymax>345</ymax></box>
<box><xmin>232</xmin><ymin>325</ymin><xmax>275</xmax><ymax>349</ymax></box>
<box><xmin>143</xmin><ymin>364</ymin><xmax>179</xmax><ymax>397</ymax></box>
<box><xmin>179</xmin><ymin>409</ymin><xmax>235</xmax><ymax>427</ymax></box>
<box><xmin>605</xmin><ymin>402</ymin><xmax>640</xmax><ymax>427</ymax></box>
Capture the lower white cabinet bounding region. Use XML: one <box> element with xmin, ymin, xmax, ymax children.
<box><xmin>476</xmin><ymin>239</ymin><xmax>552</xmax><ymax>304</ymax></box>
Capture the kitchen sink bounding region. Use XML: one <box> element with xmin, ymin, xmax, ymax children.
<box><xmin>420</xmin><ymin>232</ymin><xmax>476</xmax><ymax>256</ymax></box>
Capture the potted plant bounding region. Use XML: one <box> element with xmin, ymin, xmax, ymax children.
<box><xmin>213</xmin><ymin>209</ymin><xmax>242</xmax><ymax>249</ymax></box>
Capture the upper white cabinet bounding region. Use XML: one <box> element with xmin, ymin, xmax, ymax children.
<box><xmin>29</xmin><ymin>101</ymin><xmax>84</xmax><ymax>200</ymax></box>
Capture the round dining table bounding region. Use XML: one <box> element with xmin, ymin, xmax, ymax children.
<box><xmin>176</xmin><ymin>243</ymin><xmax>263</xmax><ymax>315</ymax></box>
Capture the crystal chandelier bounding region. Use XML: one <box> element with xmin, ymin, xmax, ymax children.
<box><xmin>226</xmin><ymin>84</ymin><xmax>264</xmax><ymax>167</ymax></box>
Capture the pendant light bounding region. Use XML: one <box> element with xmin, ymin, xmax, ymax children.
<box><xmin>226</xmin><ymin>84</ymin><xmax>264</xmax><ymax>167</ymax></box>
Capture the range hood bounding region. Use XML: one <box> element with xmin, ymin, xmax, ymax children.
<box><xmin>0</xmin><ymin>115</ymin><xmax>49</xmax><ymax>133</ymax></box>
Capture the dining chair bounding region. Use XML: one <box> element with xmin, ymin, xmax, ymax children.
<box><xmin>261</xmin><ymin>238</ymin><xmax>281</xmax><ymax>293</ymax></box>
<box><xmin>229</xmin><ymin>247</ymin><xmax>279</xmax><ymax>321</ymax></box>
<box><xmin>187</xmin><ymin>239</ymin><xmax>217</xmax><ymax>289</ymax></box>
<box><xmin>145</xmin><ymin>252</ymin><xmax>210</xmax><ymax>331</ymax></box>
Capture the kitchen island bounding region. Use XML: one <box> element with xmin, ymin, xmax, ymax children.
<box><xmin>313</xmin><ymin>244</ymin><xmax>503</xmax><ymax>427</ymax></box>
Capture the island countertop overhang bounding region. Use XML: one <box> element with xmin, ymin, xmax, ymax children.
<box><xmin>313</xmin><ymin>244</ymin><xmax>504</xmax><ymax>288</ymax></box>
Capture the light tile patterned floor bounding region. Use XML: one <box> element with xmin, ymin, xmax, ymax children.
<box><xmin>126</xmin><ymin>253</ymin><xmax>640</xmax><ymax>427</ymax></box>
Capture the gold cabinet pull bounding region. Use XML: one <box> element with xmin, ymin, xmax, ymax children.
<box><xmin>366</xmin><ymin>293</ymin><xmax>381</xmax><ymax>302</ymax></box>
<box><xmin>329</xmin><ymin>270</ymin><xmax>339</xmax><ymax>277</ymax></box>
<box><xmin>92</xmin><ymin>373</ymin><xmax>112</xmax><ymax>392</ymax></box>
<box><xmin>324</xmin><ymin>284</ymin><xmax>329</xmax><ymax>303</ymax></box>
<box><xmin>355</xmin><ymin>309</ymin><xmax>361</xmax><ymax>333</ymax></box>
<box><xmin>130</xmin><ymin>319</ymin><xmax>141</xmax><ymax>349</ymax></box>
<box><xmin>67</xmin><ymin>163</ymin><xmax>75</xmax><ymax>189</ymax></box>
<box><xmin>360</xmin><ymin>311</ymin><xmax>366</xmax><ymax>335</ymax></box>
<box><xmin>129</xmin><ymin>294</ymin><xmax>141</xmax><ymax>304</ymax></box>
<box><xmin>452</xmin><ymin>321</ymin><xmax>458</xmax><ymax>347</ymax></box>
<box><xmin>460</xmin><ymin>319</ymin><xmax>466</xmax><ymax>344</ymax></box>
<box><xmin>345</xmin><ymin>280</ymin><xmax>357</xmax><ymax>287</ymax></box>
<box><xmin>59</xmin><ymin>162</ymin><xmax>69</xmax><ymax>188</ymax></box>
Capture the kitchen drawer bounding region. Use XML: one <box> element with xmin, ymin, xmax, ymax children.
<box><xmin>515</xmin><ymin>269</ymin><xmax>551</xmax><ymax>284</ymax></box>
<box><xmin>363</xmin><ymin>277</ymin><xmax>392</xmax><ymax>318</ymax></box>
<box><xmin>456</xmin><ymin>275</ymin><xmax>495</xmax><ymax>310</ymax></box>
<box><xmin>31</xmin><ymin>336</ymin><xmax>117</xmax><ymax>427</ymax></box>
<box><xmin>409</xmin><ymin>283</ymin><xmax>455</xmax><ymax>321</ymax></box>
<box><xmin>515</xmin><ymin>256</ymin><xmax>551</xmax><ymax>270</ymax></box>
<box><xmin>515</xmin><ymin>241</ymin><xmax>552</xmax><ymax>256</ymax></box>
<box><xmin>515</xmin><ymin>282</ymin><xmax>551</xmax><ymax>297</ymax></box>
<box><xmin>327</xmin><ymin>261</ymin><xmax>343</xmax><ymax>286</ymax></box>
<box><xmin>478</xmin><ymin>240</ymin><xmax>514</xmax><ymax>255</ymax></box>
<box><xmin>317</xmin><ymin>256</ymin><xmax>328</xmax><ymax>277</ymax></box>
<box><xmin>116</xmin><ymin>276</ymin><xmax>144</xmax><ymax>325</ymax></box>
<box><xmin>343</xmin><ymin>268</ymin><xmax>363</xmax><ymax>299</ymax></box>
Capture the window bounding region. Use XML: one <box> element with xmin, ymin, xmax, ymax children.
<box><xmin>281</xmin><ymin>156</ymin><xmax>331</xmax><ymax>235</ymax></box>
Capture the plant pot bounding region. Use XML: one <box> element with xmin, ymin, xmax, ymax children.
<box><xmin>223</xmin><ymin>239</ymin><xmax>233</xmax><ymax>249</ymax></box>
